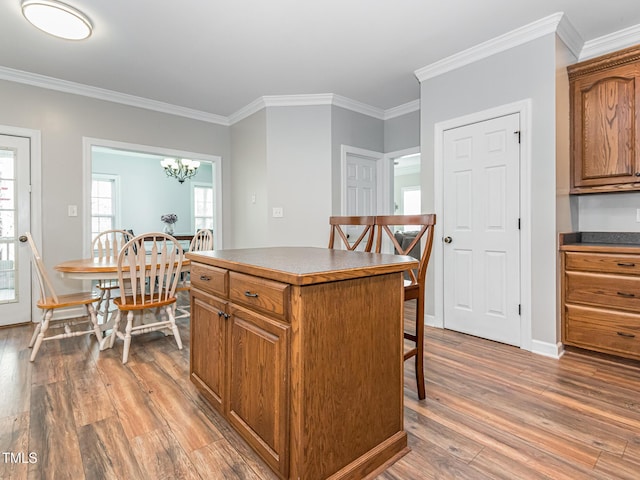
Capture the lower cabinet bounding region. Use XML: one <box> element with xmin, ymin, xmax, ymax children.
<box><xmin>561</xmin><ymin>248</ymin><xmax>640</xmax><ymax>360</ymax></box>
<box><xmin>227</xmin><ymin>304</ymin><xmax>289</xmax><ymax>475</ymax></box>
<box><xmin>187</xmin><ymin>250</ymin><xmax>411</xmax><ymax>480</ymax></box>
<box><xmin>190</xmin><ymin>285</ymin><xmax>290</xmax><ymax>478</ymax></box>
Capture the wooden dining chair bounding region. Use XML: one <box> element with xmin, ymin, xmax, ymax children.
<box><xmin>375</xmin><ymin>214</ymin><xmax>436</xmax><ymax>400</ymax></box>
<box><xmin>174</xmin><ymin>229</ymin><xmax>214</xmax><ymax>319</ymax></box>
<box><xmin>92</xmin><ymin>229</ymin><xmax>132</xmax><ymax>319</ymax></box>
<box><xmin>25</xmin><ymin>232</ymin><xmax>102</xmax><ymax>362</ymax></box>
<box><xmin>103</xmin><ymin>232</ymin><xmax>184</xmax><ymax>364</ymax></box>
<box><xmin>328</xmin><ymin>216</ymin><xmax>376</xmax><ymax>252</ymax></box>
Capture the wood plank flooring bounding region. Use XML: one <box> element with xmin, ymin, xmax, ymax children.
<box><xmin>1</xmin><ymin>298</ymin><xmax>640</xmax><ymax>479</ymax></box>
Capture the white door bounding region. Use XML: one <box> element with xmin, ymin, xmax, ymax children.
<box><xmin>0</xmin><ymin>135</ymin><xmax>31</xmax><ymax>326</ymax></box>
<box><xmin>442</xmin><ymin>114</ymin><xmax>521</xmax><ymax>346</ymax></box>
<box><xmin>343</xmin><ymin>151</ymin><xmax>378</xmax><ymax>250</ymax></box>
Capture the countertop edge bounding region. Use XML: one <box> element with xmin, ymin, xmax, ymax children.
<box><xmin>186</xmin><ymin>249</ymin><xmax>419</xmax><ymax>286</ymax></box>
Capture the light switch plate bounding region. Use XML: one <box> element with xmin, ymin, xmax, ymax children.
<box><xmin>68</xmin><ymin>205</ymin><xmax>78</xmax><ymax>217</ymax></box>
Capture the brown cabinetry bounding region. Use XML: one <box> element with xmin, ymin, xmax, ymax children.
<box><xmin>190</xmin><ymin>263</ymin><xmax>290</xmax><ymax>477</ymax></box>
<box><xmin>568</xmin><ymin>44</ymin><xmax>640</xmax><ymax>194</ymax></box>
<box><xmin>561</xmin><ymin>246</ymin><xmax>640</xmax><ymax>360</ymax></box>
<box><xmin>187</xmin><ymin>247</ymin><xmax>416</xmax><ymax>480</ymax></box>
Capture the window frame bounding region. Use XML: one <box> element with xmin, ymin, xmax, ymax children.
<box><xmin>91</xmin><ymin>173</ymin><xmax>120</xmax><ymax>239</ymax></box>
<box><xmin>191</xmin><ymin>182</ymin><xmax>214</xmax><ymax>233</ymax></box>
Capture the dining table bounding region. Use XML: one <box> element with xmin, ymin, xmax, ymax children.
<box><xmin>54</xmin><ymin>256</ymin><xmax>191</xmax><ymax>335</ymax></box>
<box><xmin>54</xmin><ymin>256</ymin><xmax>191</xmax><ymax>280</ymax></box>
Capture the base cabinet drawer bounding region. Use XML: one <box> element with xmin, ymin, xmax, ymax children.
<box><xmin>564</xmin><ymin>305</ymin><xmax>640</xmax><ymax>359</ymax></box>
<box><xmin>565</xmin><ymin>271</ymin><xmax>640</xmax><ymax>311</ymax></box>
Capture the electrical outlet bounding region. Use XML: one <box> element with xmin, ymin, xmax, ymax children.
<box><xmin>636</xmin><ymin>208</ymin><xmax>640</xmax><ymax>222</ymax></box>
<box><xmin>272</xmin><ymin>207</ymin><xmax>284</xmax><ymax>218</ymax></box>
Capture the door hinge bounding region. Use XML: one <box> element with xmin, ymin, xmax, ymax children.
<box><xmin>514</xmin><ymin>130</ymin><xmax>521</xmax><ymax>144</ymax></box>
<box><xmin>518</xmin><ymin>304</ymin><xmax>521</xmax><ymax>315</ymax></box>
<box><xmin>518</xmin><ymin>218</ymin><xmax>521</xmax><ymax>230</ymax></box>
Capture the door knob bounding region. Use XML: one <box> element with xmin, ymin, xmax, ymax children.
<box><xmin>19</xmin><ymin>235</ymin><xmax>28</xmax><ymax>243</ymax></box>
<box><xmin>443</xmin><ymin>236</ymin><xmax>453</xmax><ymax>244</ymax></box>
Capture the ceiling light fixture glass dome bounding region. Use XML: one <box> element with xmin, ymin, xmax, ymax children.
<box><xmin>21</xmin><ymin>0</ymin><xmax>92</xmax><ymax>40</ymax></box>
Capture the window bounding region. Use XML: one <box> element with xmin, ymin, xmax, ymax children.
<box><xmin>193</xmin><ymin>185</ymin><xmax>214</xmax><ymax>231</ymax></box>
<box><xmin>91</xmin><ymin>174</ymin><xmax>118</xmax><ymax>239</ymax></box>
<box><xmin>402</xmin><ymin>186</ymin><xmax>421</xmax><ymax>215</ymax></box>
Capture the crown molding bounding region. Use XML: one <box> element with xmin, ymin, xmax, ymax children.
<box><xmin>383</xmin><ymin>100</ymin><xmax>420</xmax><ymax>120</ymax></box>
<box><xmin>415</xmin><ymin>12</ymin><xmax>564</xmax><ymax>82</ymax></box>
<box><xmin>556</xmin><ymin>13</ymin><xmax>583</xmax><ymax>59</ymax></box>
<box><xmin>229</xmin><ymin>93</ymin><xmax>390</xmax><ymax>125</ymax></box>
<box><xmin>0</xmin><ymin>66</ymin><xmax>230</xmax><ymax>126</ymax></box>
<box><xmin>0</xmin><ymin>65</ymin><xmax>416</xmax><ymax>126</ymax></box>
<box><xmin>579</xmin><ymin>23</ymin><xmax>640</xmax><ymax>60</ymax></box>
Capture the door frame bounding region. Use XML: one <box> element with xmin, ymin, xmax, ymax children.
<box><xmin>433</xmin><ymin>99</ymin><xmax>532</xmax><ymax>351</ymax></box>
<box><xmin>0</xmin><ymin>124</ymin><xmax>42</xmax><ymax>323</ymax></box>
<box><xmin>82</xmin><ymin>137</ymin><xmax>223</xmax><ymax>257</ymax></box>
<box><xmin>340</xmin><ymin>145</ymin><xmax>388</xmax><ymax>215</ymax></box>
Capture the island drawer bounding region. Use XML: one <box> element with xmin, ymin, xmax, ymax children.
<box><xmin>564</xmin><ymin>305</ymin><xmax>640</xmax><ymax>358</ymax></box>
<box><xmin>565</xmin><ymin>271</ymin><xmax>640</xmax><ymax>311</ymax></box>
<box><xmin>190</xmin><ymin>263</ymin><xmax>228</xmax><ymax>296</ymax></box>
<box><xmin>565</xmin><ymin>252</ymin><xmax>640</xmax><ymax>275</ymax></box>
<box><xmin>229</xmin><ymin>272</ymin><xmax>288</xmax><ymax>317</ymax></box>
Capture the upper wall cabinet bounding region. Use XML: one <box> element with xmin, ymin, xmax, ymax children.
<box><xmin>569</xmin><ymin>45</ymin><xmax>640</xmax><ymax>194</ymax></box>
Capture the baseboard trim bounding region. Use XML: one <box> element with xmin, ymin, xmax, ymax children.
<box><xmin>531</xmin><ymin>339</ymin><xmax>564</xmax><ymax>359</ymax></box>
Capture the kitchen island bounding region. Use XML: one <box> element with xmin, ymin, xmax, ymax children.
<box><xmin>185</xmin><ymin>247</ymin><xmax>418</xmax><ymax>480</ymax></box>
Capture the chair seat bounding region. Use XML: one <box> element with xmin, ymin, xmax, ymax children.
<box><xmin>114</xmin><ymin>295</ymin><xmax>176</xmax><ymax>311</ymax></box>
<box><xmin>37</xmin><ymin>292</ymin><xmax>101</xmax><ymax>309</ymax></box>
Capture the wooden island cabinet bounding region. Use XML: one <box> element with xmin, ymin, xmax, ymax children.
<box><xmin>186</xmin><ymin>247</ymin><xmax>418</xmax><ymax>480</ymax></box>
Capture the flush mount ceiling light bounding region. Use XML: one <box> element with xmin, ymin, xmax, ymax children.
<box><xmin>22</xmin><ymin>0</ymin><xmax>92</xmax><ymax>40</ymax></box>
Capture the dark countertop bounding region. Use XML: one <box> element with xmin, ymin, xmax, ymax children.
<box><xmin>186</xmin><ymin>246</ymin><xmax>419</xmax><ymax>285</ymax></box>
<box><xmin>559</xmin><ymin>232</ymin><xmax>640</xmax><ymax>253</ymax></box>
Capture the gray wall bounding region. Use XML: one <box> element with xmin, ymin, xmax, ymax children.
<box><xmin>92</xmin><ymin>151</ymin><xmax>213</xmax><ymax>234</ymax></box>
<box><xmin>579</xmin><ymin>193</ymin><xmax>640</xmax><ymax>231</ymax></box>
<box><xmin>230</xmin><ymin>109</ymin><xmax>268</xmax><ymax>248</ymax></box>
<box><xmin>267</xmin><ymin>106</ymin><xmax>332</xmax><ymax>247</ymax></box>
<box><xmin>0</xmin><ymin>79</ymin><xmax>230</xmax><ymax>294</ymax></box>
<box><xmin>420</xmin><ymin>34</ymin><xmax>558</xmax><ymax>348</ymax></box>
<box><xmin>384</xmin><ymin>110</ymin><xmax>420</xmax><ymax>153</ymax></box>
<box><xmin>331</xmin><ymin>106</ymin><xmax>384</xmax><ymax>215</ymax></box>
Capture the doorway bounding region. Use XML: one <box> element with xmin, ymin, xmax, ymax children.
<box><xmin>0</xmin><ymin>128</ymin><xmax>42</xmax><ymax>326</ymax></box>
<box><xmin>83</xmin><ymin>138</ymin><xmax>223</xmax><ymax>257</ymax></box>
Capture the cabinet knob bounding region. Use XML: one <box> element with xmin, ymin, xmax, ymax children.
<box><xmin>635</xmin><ymin>172</ymin><xmax>640</xmax><ymax>177</ymax></box>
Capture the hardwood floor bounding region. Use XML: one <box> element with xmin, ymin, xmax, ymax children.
<box><xmin>1</xmin><ymin>298</ymin><xmax>640</xmax><ymax>479</ymax></box>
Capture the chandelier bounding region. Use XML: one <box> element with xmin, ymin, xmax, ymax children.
<box><xmin>160</xmin><ymin>158</ymin><xmax>200</xmax><ymax>183</ymax></box>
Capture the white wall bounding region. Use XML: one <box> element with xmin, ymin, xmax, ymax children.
<box><xmin>579</xmin><ymin>193</ymin><xmax>640</xmax><ymax>231</ymax></box>
<box><xmin>0</xmin><ymin>79</ymin><xmax>230</xmax><ymax>295</ymax></box>
<box><xmin>420</xmin><ymin>34</ymin><xmax>558</xmax><ymax>348</ymax></box>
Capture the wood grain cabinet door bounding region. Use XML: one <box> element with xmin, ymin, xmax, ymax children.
<box><xmin>226</xmin><ymin>304</ymin><xmax>290</xmax><ymax>478</ymax></box>
<box><xmin>190</xmin><ymin>288</ymin><xmax>227</xmax><ymax>413</ymax></box>
<box><xmin>571</xmin><ymin>63</ymin><xmax>640</xmax><ymax>190</ymax></box>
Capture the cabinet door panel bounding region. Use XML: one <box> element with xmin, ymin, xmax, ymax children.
<box><xmin>227</xmin><ymin>304</ymin><xmax>289</xmax><ymax>477</ymax></box>
<box><xmin>571</xmin><ymin>62</ymin><xmax>640</xmax><ymax>190</ymax></box>
<box><xmin>190</xmin><ymin>288</ymin><xmax>227</xmax><ymax>412</ymax></box>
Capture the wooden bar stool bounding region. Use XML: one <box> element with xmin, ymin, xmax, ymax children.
<box><xmin>375</xmin><ymin>214</ymin><xmax>436</xmax><ymax>400</ymax></box>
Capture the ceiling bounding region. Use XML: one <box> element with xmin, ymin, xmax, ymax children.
<box><xmin>2</xmin><ymin>1</ymin><xmax>640</xmax><ymax>119</ymax></box>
